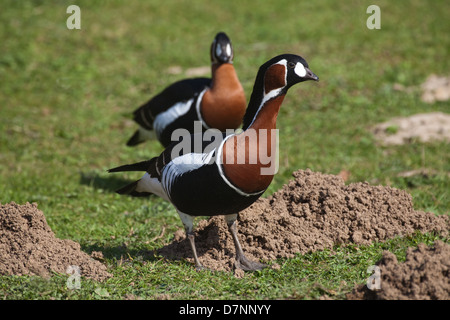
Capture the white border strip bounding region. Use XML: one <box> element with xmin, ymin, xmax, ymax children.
<box><xmin>215</xmin><ymin>134</ymin><xmax>265</xmax><ymax>197</ymax></box>
<box><xmin>195</xmin><ymin>88</ymin><xmax>209</xmax><ymax>129</ymax></box>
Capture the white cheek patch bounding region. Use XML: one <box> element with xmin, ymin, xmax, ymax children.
<box><xmin>216</xmin><ymin>45</ymin><xmax>222</xmax><ymax>57</ymax></box>
<box><xmin>226</xmin><ymin>44</ymin><xmax>232</xmax><ymax>56</ymax></box>
<box><xmin>294</xmin><ymin>62</ymin><xmax>307</xmax><ymax>77</ymax></box>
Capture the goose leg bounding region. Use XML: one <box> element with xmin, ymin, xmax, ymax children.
<box><xmin>178</xmin><ymin>211</ymin><xmax>204</xmax><ymax>270</ymax></box>
<box><xmin>225</xmin><ymin>214</ymin><xmax>266</xmax><ymax>271</ymax></box>
<box><xmin>187</xmin><ymin>231</ymin><xmax>204</xmax><ymax>271</ymax></box>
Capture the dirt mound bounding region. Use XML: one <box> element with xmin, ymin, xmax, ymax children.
<box><xmin>347</xmin><ymin>240</ymin><xmax>449</xmax><ymax>300</ymax></box>
<box><xmin>158</xmin><ymin>169</ymin><xmax>449</xmax><ymax>272</ymax></box>
<box><xmin>0</xmin><ymin>202</ymin><xmax>112</xmax><ymax>282</ymax></box>
<box><xmin>393</xmin><ymin>74</ymin><xmax>450</xmax><ymax>103</ymax></box>
<box><xmin>372</xmin><ymin>112</ymin><xmax>450</xmax><ymax>145</ymax></box>
<box><xmin>421</xmin><ymin>74</ymin><xmax>450</xmax><ymax>103</ymax></box>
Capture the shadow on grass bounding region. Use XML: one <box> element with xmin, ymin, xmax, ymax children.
<box><xmin>81</xmin><ymin>243</ymin><xmax>159</xmax><ymax>262</ymax></box>
<box><xmin>79</xmin><ymin>171</ymin><xmax>137</xmax><ymax>194</ymax></box>
<box><xmin>80</xmin><ymin>223</ymin><xmax>222</xmax><ymax>268</ymax></box>
<box><xmin>153</xmin><ymin>223</ymin><xmax>225</xmax><ymax>264</ymax></box>
<box><xmin>80</xmin><ymin>242</ymin><xmax>198</xmax><ymax>270</ymax></box>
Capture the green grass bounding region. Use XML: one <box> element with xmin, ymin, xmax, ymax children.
<box><xmin>0</xmin><ymin>232</ymin><xmax>446</xmax><ymax>300</ymax></box>
<box><xmin>0</xmin><ymin>0</ymin><xmax>449</xmax><ymax>300</ymax></box>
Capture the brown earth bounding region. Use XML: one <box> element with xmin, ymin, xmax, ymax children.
<box><xmin>1</xmin><ymin>170</ymin><xmax>448</xmax><ymax>299</ymax></box>
<box><xmin>372</xmin><ymin>112</ymin><xmax>450</xmax><ymax>146</ymax></box>
<box><xmin>372</xmin><ymin>75</ymin><xmax>450</xmax><ymax>146</ymax></box>
<box><xmin>158</xmin><ymin>169</ymin><xmax>449</xmax><ymax>272</ymax></box>
<box><xmin>393</xmin><ymin>74</ymin><xmax>450</xmax><ymax>103</ymax></box>
<box><xmin>420</xmin><ymin>74</ymin><xmax>450</xmax><ymax>103</ymax></box>
<box><xmin>347</xmin><ymin>240</ymin><xmax>449</xmax><ymax>300</ymax></box>
<box><xmin>0</xmin><ymin>202</ymin><xmax>112</xmax><ymax>282</ymax></box>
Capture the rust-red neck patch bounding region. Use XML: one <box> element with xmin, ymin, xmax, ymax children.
<box><xmin>264</xmin><ymin>63</ymin><xmax>286</xmax><ymax>94</ymax></box>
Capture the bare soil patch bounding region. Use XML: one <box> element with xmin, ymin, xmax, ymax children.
<box><xmin>347</xmin><ymin>240</ymin><xmax>449</xmax><ymax>300</ymax></box>
<box><xmin>393</xmin><ymin>74</ymin><xmax>450</xmax><ymax>103</ymax></box>
<box><xmin>372</xmin><ymin>112</ymin><xmax>450</xmax><ymax>146</ymax></box>
<box><xmin>420</xmin><ymin>74</ymin><xmax>450</xmax><ymax>104</ymax></box>
<box><xmin>158</xmin><ymin>169</ymin><xmax>449</xmax><ymax>272</ymax></box>
<box><xmin>0</xmin><ymin>202</ymin><xmax>112</xmax><ymax>282</ymax></box>
<box><xmin>373</xmin><ymin>75</ymin><xmax>450</xmax><ymax>146</ymax></box>
<box><xmin>1</xmin><ymin>170</ymin><xmax>448</xmax><ymax>300</ymax></box>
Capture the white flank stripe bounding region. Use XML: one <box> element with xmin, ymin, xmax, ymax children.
<box><xmin>161</xmin><ymin>150</ymin><xmax>215</xmax><ymax>198</ymax></box>
<box><xmin>153</xmin><ymin>98</ymin><xmax>194</xmax><ymax>140</ymax></box>
<box><xmin>137</xmin><ymin>173</ymin><xmax>170</xmax><ymax>201</ymax></box>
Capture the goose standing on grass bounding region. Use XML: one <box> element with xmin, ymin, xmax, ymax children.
<box><xmin>110</xmin><ymin>54</ymin><xmax>319</xmax><ymax>271</ymax></box>
<box><xmin>127</xmin><ymin>32</ymin><xmax>247</xmax><ymax>148</ymax></box>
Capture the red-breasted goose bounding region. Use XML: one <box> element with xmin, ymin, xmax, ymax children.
<box><xmin>110</xmin><ymin>54</ymin><xmax>319</xmax><ymax>271</ymax></box>
<box><xmin>127</xmin><ymin>32</ymin><xmax>246</xmax><ymax>147</ymax></box>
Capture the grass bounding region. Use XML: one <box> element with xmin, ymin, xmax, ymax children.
<box><xmin>0</xmin><ymin>0</ymin><xmax>449</xmax><ymax>300</ymax></box>
<box><xmin>0</xmin><ymin>232</ymin><xmax>445</xmax><ymax>300</ymax></box>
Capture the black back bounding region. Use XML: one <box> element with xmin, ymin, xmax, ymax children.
<box><xmin>133</xmin><ymin>77</ymin><xmax>211</xmax><ymax>130</ymax></box>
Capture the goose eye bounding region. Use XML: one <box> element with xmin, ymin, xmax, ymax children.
<box><xmin>288</xmin><ymin>62</ymin><xmax>296</xmax><ymax>69</ymax></box>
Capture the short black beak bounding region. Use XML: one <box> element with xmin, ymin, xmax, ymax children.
<box><xmin>305</xmin><ymin>67</ymin><xmax>319</xmax><ymax>82</ymax></box>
